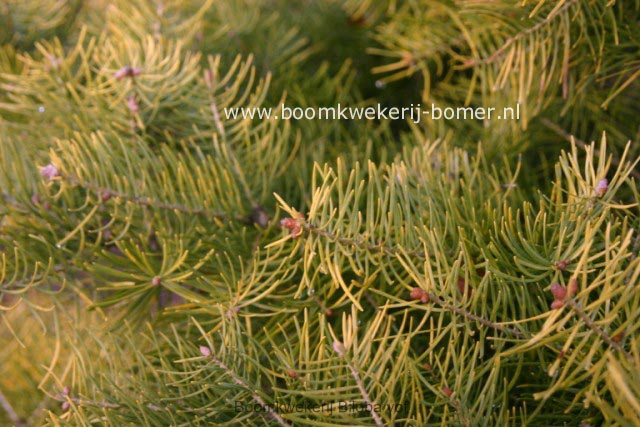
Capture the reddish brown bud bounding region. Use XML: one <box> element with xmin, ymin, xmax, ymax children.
<box><xmin>101</xmin><ymin>191</ymin><xmax>111</xmax><ymax>202</ymax></box>
<box><xmin>410</xmin><ymin>287</ymin><xmax>425</xmax><ymax>300</ymax></box>
<box><xmin>457</xmin><ymin>277</ymin><xmax>471</xmax><ymax>296</ymax></box>
<box><xmin>280</xmin><ymin>217</ymin><xmax>296</xmax><ymax>228</ymax></box>
<box><xmin>287</xmin><ymin>370</ymin><xmax>298</xmax><ymax>379</ymax></box>
<box><xmin>555</xmin><ymin>260</ymin><xmax>568</xmax><ymax>270</ymax></box>
<box><xmin>280</xmin><ymin>213</ymin><xmax>305</xmax><ymax>238</ymax></box>
<box><xmin>613</xmin><ymin>330</ymin><xmax>625</xmax><ymax>343</ymax></box>
<box><xmin>152</xmin><ymin>276</ymin><xmax>161</xmax><ymax>286</ymax></box>
<box><xmin>347</xmin><ymin>15</ymin><xmax>368</xmax><ymax>27</ymax></box>
<box><xmin>550</xmin><ymin>299</ymin><xmax>565</xmax><ymax>310</ymax></box>
<box><xmin>422</xmin><ymin>363</ymin><xmax>432</xmax><ymax>371</ymax></box>
<box><xmin>442</xmin><ymin>386</ymin><xmax>453</xmax><ymax>397</ymax></box>
<box><xmin>410</xmin><ymin>287</ymin><xmax>430</xmax><ymax>303</ymax></box>
<box><xmin>550</xmin><ymin>283</ymin><xmax>567</xmax><ymax>301</ymax></box>
<box><xmin>325</xmin><ymin>308</ymin><xmax>333</xmax><ymax>317</ymax></box>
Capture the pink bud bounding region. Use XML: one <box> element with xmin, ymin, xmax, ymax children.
<box><xmin>151</xmin><ymin>276</ymin><xmax>161</xmax><ymax>286</ymax></box>
<box><xmin>550</xmin><ymin>283</ymin><xmax>567</xmax><ymax>301</ymax></box>
<box><xmin>127</xmin><ymin>95</ymin><xmax>139</xmax><ymax>112</ymax></box>
<box><xmin>409</xmin><ymin>287</ymin><xmax>426</xmax><ymax>301</ymax></box>
<box><xmin>595</xmin><ymin>179</ymin><xmax>608</xmax><ymax>197</ymax></box>
<box><xmin>114</xmin><ymin>67</ymin><xmax>129</xmax><ymax>80</ymax></box>
<box><xmin>115</xmin><ymin>66</ymin><xmax>141</xmax><ymax>80</ymax></box>
<box><xmin>280</xmin><ymin>213</ymin><xmax>305</xmax><ymax>238</ymax></box>
<box><xmin>63</xmin><ymin>385</ymin><xmax>70</xmax><ymax>396</ymax></box>
<box><xmin>61</xmin><ymin>401</ymin><xmax>70</xmax><ymax>410</ymax></box>
<box><xmin>280</xmin><ymin>217</ymin><xmax>297</xmax><ymax>229</ymax></box>
<box><xmin>550</xmin><ymin>300</ymin><xmax>565</xmax><ymax>310</ymax></box>
<box><xmin>332</xmin><ymin>340</ymin><xmax>346</xmax><ymax>357</ymax></box>
<box><xmin>39</xmin><ymin>164</ymin><xmax>59</xmax><ymax>180</ymax></box>
<box><xmin>226</xmin><ymin>306</ymin><xmax>240</xmax><ymax>318</ymax></box>
<box><xmin>204</xmin><ymin>69</ymin><xmax>214</xmax><ymax>88</ymax></box>
<box><xmin>199</xmin><ymin>345</ymin><xmax>211</xmax><ymax>356</ymax></box>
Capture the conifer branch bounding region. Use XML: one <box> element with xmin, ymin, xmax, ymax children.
<box><xmin>57</xmin><ymin>171</ymin><xmax>240</xmax><ymax>222</ymax></box>
<box><xmin>201</xmin><ymin>348</ymin><xmax>292</xmax><ymax>427</ymax></box>
<box><xmin>428</xmin><ymin>293</ymin><xmax>526</xmax><ymax>339</ymax></box>
<box><xmin>2</xmin><ymin>1</ymin><xmax>640</xmax><ymax>425</ymax></box>
<box><xmin>345</xmin><ymin>361</ymin><xmax>385</xmax><ymax>427</ymax></box>
<box><xmin>304</xmin><ymin>223</ymin><xmax>426</xmax><ymax>259</ymax></box>
<box><xmin>466</xmin><ymin>0</ymin><xmax>579</xmax><ymax>67</ymax></box>
<box><xmin>57</xmin><ymin>393</ymin><xmax>165</xmax><ymax>412</ymax></box>
<box><xmin>565</xmin><ymin>299</ymin><xmax>632</xmax><ymax>361</ymax></box>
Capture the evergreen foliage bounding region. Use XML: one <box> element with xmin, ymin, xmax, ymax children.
<box><xmin>0</xmin><ymin>1</ymin><xmax>639</xmax><ymax>426</ymax></box>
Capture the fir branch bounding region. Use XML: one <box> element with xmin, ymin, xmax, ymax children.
<box><xmin>201</xmin><ymin>348</ymin><xmax>292</xmax><ymax>427</ymax></box>
<box><xmin>345</xmin><ymin>360</ymin><xmax>385</xmax><ymax>427</ymax></box>
<box><xmin>565</xmin><ymin>299</ymin><xmax>632</xmax><ymax>361</ymax></box>
<box><xmin>57</xmin><ymin>394</ymin><xmax>164</xmax><ymax>412</ymax></box>
<box><xmin>428</xmin><ymin>293</ymin><xmax>526</xmax><ymax>339</ymax></box>
<box><xmin>304</xmin><ymin>222</ymin><xmax>426</xmax><ymax>259</ymax></box>
<box><xmin>466</xmin><ymin>0</ymin><xmax>579</xmax><ymax>67</ymax></box>
<box><xmin>57</xmin><ymin>171</ymin><xmax>241</xmax><ymax>222</ymax></box>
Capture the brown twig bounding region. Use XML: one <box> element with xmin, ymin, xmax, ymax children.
<box><xmin>345</xmin><ymin>361</ymin><xmax>385</xmax><ymax>427</ymax></box>
<box><xmin>566</xmin><ymin>299</ymin><xmax>632</xmax><ymax>361</ymax></box>
<box><xmin>305</xmin><ymin>223</ymin><xmax>426</xmax><ymax>259</ymax></box>
<box><xmin>428</xmin><ymin>293</ymin><xmax>526</xmax><ymax>339</ymax></box>
<box><xmin>58</xmin><ymin>172</ymin><xmax>238</xmax><ymax>221</ymax></box>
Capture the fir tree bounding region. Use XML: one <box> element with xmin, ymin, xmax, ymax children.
<box><xmin>1</xmin><ymin>0</ymin><xmax>639</xmax><ymax>426</ymax></box>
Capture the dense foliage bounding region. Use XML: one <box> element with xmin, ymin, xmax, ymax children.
<box><xmin>1</xmin><ymin>1</ymin><xmax>639</xmax><ymax>426</ymax></box>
